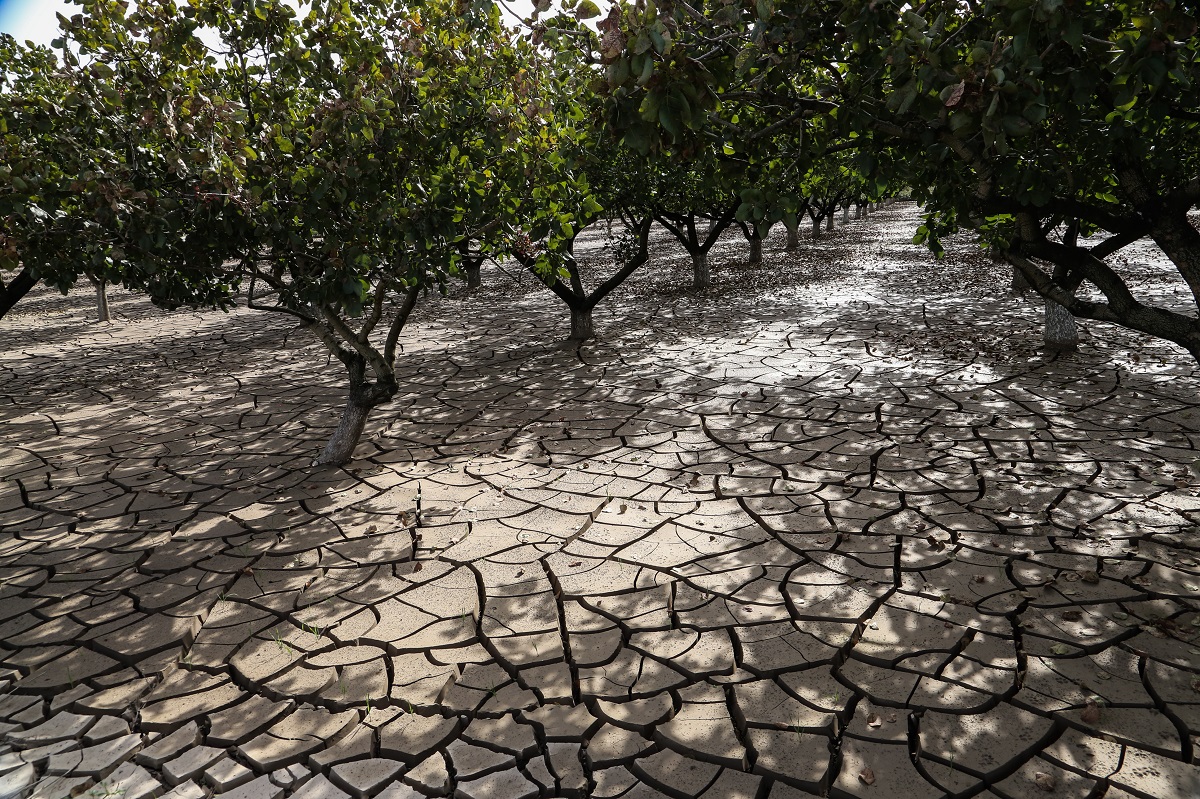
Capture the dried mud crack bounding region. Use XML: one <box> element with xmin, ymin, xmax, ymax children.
<box><xmin>2</xmin><ymin>204</ymin><xmax>1199</xmax><ymax>799</ymax></box>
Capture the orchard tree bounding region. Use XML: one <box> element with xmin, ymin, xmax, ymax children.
<box><xmin>512</xmin><ymin>136</ymin><xmax>656</xmax><ymax>341</ymax></box>
<box><xmin>194</xmin><ymin>0</ymin><xmax>582</xmax><ymax>463</ymax></box>
<box><xmin>850</xmin><ymin>0</ymin><xmax>1200</xmax><ymax>356</ymax></box>
<box><xmin>21</xmin><ymin>0</ymin><xmax>582</xmax><ymax>465</ymax></box>
<box><xmin>0</xmin><ymin>29</ymin><xmax>244</xmax><ymax>322</ymax></box>
<box><xmin>650</xmin><ymin>152</ymin><xmax>738</xmax><ymax>287</ymax></box>
<box><xmin>601</xmin><ymin>0</ymin><xmax>1200</xmax><ymax>361</ymax></box>
<box><xmin>504</xmin><ymin>15</ymin><xmax>660</xmax><ymax>341</ymax></box>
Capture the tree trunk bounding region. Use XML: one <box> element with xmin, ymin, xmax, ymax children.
<box><xmin>785</xmin><ymin>225</ymin><xmax>800</xmax><ymax>250</ymax></box>
<box><xmin>316</xmin><ymin>392</ymin><xmax>375</xmax><ymax>466</ymax></box>
<box><xmin>854</xmin><ymin>205</ymin><xmax>863</xmax><ymax>219</ymax></box>
<box><xmin>811</xmin><ymin>217</ymin><xmax>822</xmax><ymax>239</ymax></box>
<box><xmin>90</xmin><ymin>275</ymin><xmax>111</xmax><ymax>322</ymax></box>
<box><xmin>842</xmin><ymin>206</ymin><xmax>850</xmax><ymax>225</ymax></box>
<box><xmin>748</xmin><ymin>234</ymin><xmax>762</xmax><ymax>264</ymax></box>
<box><xmin>825</xmin><ymin>214</ymin><xmax>835</xmax><ymax>233</ymax></box>
<box><xmin>465</xmin><ymin>261</ymin><xmax>482</xmax><ymax>290</ymax></box>
<box><xmin>1010</xmin><ymin>265</ymin><xmax>1031</xmax><ymax>294</ymax></box>
<box><xmin>692</xmin><ymin>251</ymin><xmax>710</xmax><ymax>289</ymax></box>
<box><xmin>569</xmin><ymin>307</ymin><xmax>594</xmax><ymax>341</ymax></box>
<box><xmin>0</xmin><ymin>267</ymin><xmax>38</xmax><ymax>319</ymax></box>
<box><xmin>1044</xmin><ymin>299</ymin><xmax>1079</xmax><ymax>352</ymax></box>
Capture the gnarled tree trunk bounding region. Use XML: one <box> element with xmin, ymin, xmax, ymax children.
<box><xmin>315</xmin><ymin>353</ymin><xmax>400</xmax><ymax>467</ymax></box>
<box><xmin>318</xmin><ymin>390</ymin><xmax>376</xmax><ymax>466</ymax></box>
<box><xmin>825</xmin><ymin>213</ymin><xmax>835</xmax><ymax>233</ymax></box>
<box><xmin>747</xmin><ymin>233</ymin><xmax>762</xmax><ymax>264</ymax></box>
<box><xmin>811</xmin><ymin>216</ymin><xmax>822</xmax><ymax>239</ymax></box>
<box><xmin>465</xmin><ymin>261</ymin><xmax>482</xmax><ymax>290</ymax></box>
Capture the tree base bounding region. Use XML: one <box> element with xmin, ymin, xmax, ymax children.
<box><xmin>314</xmin><ymin>397</ymin><xmax>374</xmax><ymax>466</ymax></box>
<box><xmin>569</xmin><ymin>309</ymin><xmax>594</xmax><ymax>341</ymax></box>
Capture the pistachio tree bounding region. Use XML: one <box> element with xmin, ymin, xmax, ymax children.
<box><xmin>7</xmin><ymin>0</ymin><xmax>582</xmax><ymax>465</ymax></box>
<box><xmin>602</xmin><ymin>0</ymin><xmax>1200</xmax><ymax>360</ymax></box>
<box><xmin>0</xmin><ymin>25</ymin><xmax>244</xmax><ymax>322</ymax></box>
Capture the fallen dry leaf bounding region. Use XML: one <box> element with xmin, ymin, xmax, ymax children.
<box><xmin>1081</xmin><ymin>698</ymin><xmax>1102</xmax><ymax>724</ymax></box>
<box><xmin>858</xmin><ymin>767</ymin><xmax>876</xmax><ymax>786</ymax></box>
<box><xmin>1062</xmin><ymin>610</ymin><xmax>1083</xmax><ymax>622</ymax></box>
<box><xmin>1033</xmin><ymin>771</ymin><xmax>1057</xmax><ymax>792</ymax></box>
<box><xmin>568</xmin><ymin>561</ymin><xmax>582</xmax><ymax>567</ymax></box>
<box><xmin>866</xmin><ymin>713</ymin><xmax>882</xmax><ymax>728</ymax></box>
<box><xmin>1080</xmin><ymin>570</ymin><xmax>1100</xmax><ymax>584</ymax></box>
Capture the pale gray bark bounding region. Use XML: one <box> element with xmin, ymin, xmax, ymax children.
<box><xmin>786</xmin><ymin>225</ymin><xmax>800</xmax><ymax>250</ymax></box>
<box><xmin>1044</xmin><ymin>299</ymin><xmax>1079</xmax><ymax>352</ymax></box>
<box><xmin>825</xmin><ymin>214</ymin><xmax>835</xmax><ymax>233</ymax></box>
<box><xmin>842</xmin><ymin>206</ymin><xmax>850</xmax><ymax>225</ymax></box>
<box><xmin>316</xmin><ymin>395</ymin><xmax>372</xmax><ymax>466</ymax></box>
<box><xmin>89</xmin><ymin>275</ymin><xmax>110</xmax><ymax>323</ymax></box>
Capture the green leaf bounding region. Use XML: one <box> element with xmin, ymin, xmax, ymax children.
<box><xmin>575</xmin><ymin>0</ymin><xmax>601</xmax><ymax>19</ymax></box>
<box><xmin>736</xmin><ymin>44</ymin><xmax>757</xmax><ymax>74</ymax></box>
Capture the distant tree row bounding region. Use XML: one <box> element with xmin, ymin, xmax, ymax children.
<box><xmin>598</xmin><ymin>0</ymin><xmax>1200</xmax><ymax>357</ymax></box>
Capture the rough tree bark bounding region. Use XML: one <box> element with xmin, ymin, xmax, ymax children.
<box><xmin>319</xmin><ymin>378</ymin><xmax>378</xmax><ymax>466</ymax></box>
<box><xmin>1044</xmin><ymin>298</ymin><xmax>1079</xmax><ymax>352</ymax></box>
<box><xmin>785</xmin><ymin>223</ymin><xmax>800</xmax><ymax>250</ymax></box>
<box><xmin>570</xmin><ymin>307</ymin><xmax>594</xmax><ymax>341</ymax></box>
<box><xmin>811</xmin><ymin>215</ymin><xmax>822</xmax><ymax>239</ymax></box>
<box><xmin>825</xmin><ymin>213</ymin><xmax>835</xmax><ymax>233</ymax></box>
<box><xmin>465</xmin><ymin>261</ymin><xmax>482</xmax><ymax>290</ymax></box>
<box><xmin>1010</xmin><ymin>266</ymin><xmax>1032</xmax><ymax>293</ymax></box>
<box><xmin>746</xmin><ymin>227</ymin><xmax>763</xmax><ymax>264</ymax></box>
<box><xmin>692</xmin><ymin>251</ymin><xmax>710</xmax><ymax>288</ymax></box>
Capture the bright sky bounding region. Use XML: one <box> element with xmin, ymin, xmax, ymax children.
<box><xmin>0</xmin><ymin>0</ymin><xmax>74</xmax><ymax>44</ymax></box>
<box><xmin>0</xmin><ymin>0</ymin><xmax>538</xmax><ymax>46</ymax></box>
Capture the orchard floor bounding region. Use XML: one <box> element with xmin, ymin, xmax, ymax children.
<box><xmin>2</xmin><ymin>202</ymin><xmax>1200</xmax><ymax>799</ymax></box>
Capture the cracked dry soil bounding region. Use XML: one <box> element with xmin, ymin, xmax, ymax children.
<box><xmin>2</xmin><ymin>202</ymin><xmax>1200</xmax><ymax>799</ymax></box>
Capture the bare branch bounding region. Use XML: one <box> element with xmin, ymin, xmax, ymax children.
<box><xmin>383</xmin><ymin>281</ymin><xmax>423</xmax><ymax>368</ymax></box>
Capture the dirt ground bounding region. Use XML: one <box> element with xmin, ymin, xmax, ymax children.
<box><xmin>1</xmin><ymin>202</ymin><xmax>1198</xmax><ymax>799</ymax></box>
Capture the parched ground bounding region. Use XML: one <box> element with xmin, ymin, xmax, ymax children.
<box><xmin>2</xmin><ymin>202</ymin><xmax>1199</xmax><ymax>799</ymax></box>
